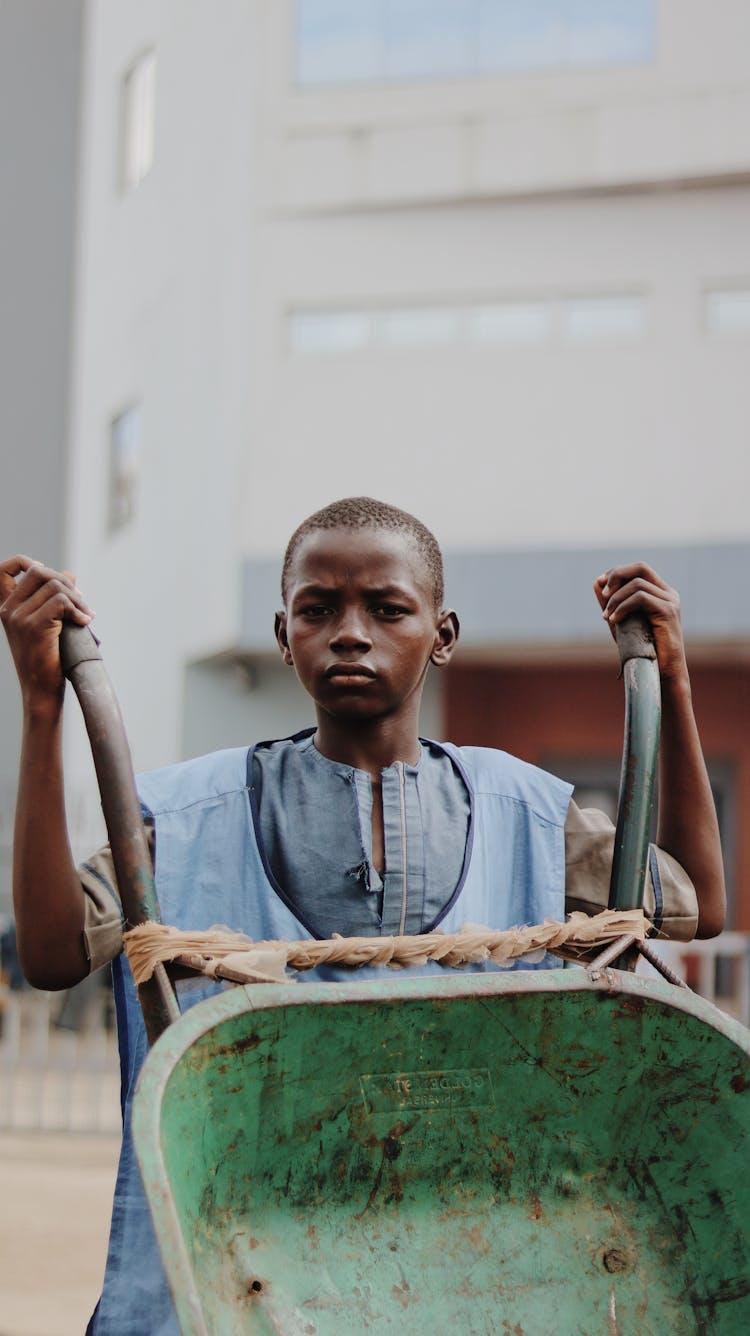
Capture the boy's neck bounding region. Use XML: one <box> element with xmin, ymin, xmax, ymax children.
<box><xmin>313</xmin><ymin>716</ymin><xmax>422</xmax><ymax>777</ymax></box>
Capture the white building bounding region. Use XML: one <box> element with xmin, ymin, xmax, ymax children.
<box><xmin>2</xmin><ymin>1</ymin><xmax>749</xmax><ymax>924</ymax></box>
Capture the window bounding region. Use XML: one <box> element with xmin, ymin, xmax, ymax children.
<box><xmin>477</xmin><ymin>0</ymin><xmax>655</xmax><ymax>75</ymax></box>
<box><xmin>472</xmin><ymin>302</ymin><xmax>552</xmax><ymax>345</ymax></box>
<box><xmin>108</xmin><ymin>405</ymin><xmax>140</xmax><ymax>532</ymax></box>
<box><xmin>385</xmin><ymin>1</ymin><xmax>476</xmax><ymax>81</ymax></box>
<box><xmin>378</xmin><ymin>306</ymin><xmax>457</xmax><ymax>347</ymax></box>
<box><xmin>121</xmin><ymin>49</ymin><xmax>156</xmax><ymax>190</ymax></box>
<box><xmin>296</xmin><ymin>0</ymin><xmax>382</xmax><ymax>85</ymax></box>
<box><xmin>288</xmin><ymin>292</ymin><xmax>647</xmax><ymax>353</ymax></box>
<box><xmin>562</xmin><ymin>294</ymin><xmax>645</xmax><ymax>343</ymax></box>
<box><xmin>288</xmin><ymin>310</ymin><xmax>372</xmax><ymax>352</ymax></box>
<box><xmin>295</xmin><ymin>0</ymin><xmax>655</xmax><ymax>87</ymax></box>
<box><xmin>705</xmin><ymin>288</ymin><xmax>750</xmax><ymax>337</ymax></box>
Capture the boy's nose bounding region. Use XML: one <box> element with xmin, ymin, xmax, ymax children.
<box><xmin>329</xmin><ymin>609</ymin><xmax>371</xmax><ymax>649</ymax></box>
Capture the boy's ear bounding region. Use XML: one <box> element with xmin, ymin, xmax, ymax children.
<box><xmin>430</xmin><ymin>609</ymin><xmax>459</xmax><ymax>667</ymax></box>
<box><xmin>274</xmin><ymin>611</ymin><xmax>294</xmax><ymax>666</ymax></box>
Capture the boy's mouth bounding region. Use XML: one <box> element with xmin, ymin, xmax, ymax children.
<box><xmin>325</xmin><ymin>662</ymin><xmax>376</xmax><ymax>681</ymax></box>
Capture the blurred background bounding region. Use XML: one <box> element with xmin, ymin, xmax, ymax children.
<box><xmin>1</xmin><ymin>2</ymin><xmax>749</xmax><ymax>1327</ymax></box>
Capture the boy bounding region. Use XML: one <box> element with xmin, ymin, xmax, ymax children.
<box><xmin>0</xmin><ymin>497</ymin><xmax>725</xmax><ymax>1333</ymax></box>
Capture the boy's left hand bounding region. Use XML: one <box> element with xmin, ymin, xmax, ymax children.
<box><xmin>594</xmin><ymin>562</ymin><xmax>687</xmax><ymax>682</ymax></box>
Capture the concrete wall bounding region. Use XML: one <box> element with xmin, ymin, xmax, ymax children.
<box><xmin>0</xmin><ymin>0</ymin><xmax>84</xmax><ymax>915</ymax></box>
<box><xmin>65</xmin><ymin>0</ymin><xmax>265</xmax><ymax>778</ymax></box>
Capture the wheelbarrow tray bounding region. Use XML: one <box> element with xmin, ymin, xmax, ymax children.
<box><xmin>132</xmin><ymin>967</ymin><xmax>750</xmax><ymax>1335</ymax></box>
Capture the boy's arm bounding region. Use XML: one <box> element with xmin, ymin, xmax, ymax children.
<box><xmin>0</xmin><ymin>557</ymin><xmax>96</xmax><ymax>988</ymax></box>
<box><xmin>594</xmin><ymin>562</ymin><xmax>726</xmax><ymax>939</ymax></box>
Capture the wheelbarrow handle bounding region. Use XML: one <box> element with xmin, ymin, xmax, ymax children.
<box><xmin>608</xmin><ymin>613</ymin><xmax>661</xmax><ymax>930</ymax></box>
<box><xmin>60</xmin><ymin>621</ymin><xmax>179</xmax><ymax>1041</ymax></box>
<box><xmin>59</xmin><ymin>621</ymin><xmax>104</xmax><ymax>674</ymax></box>
<box><xmin>614</xmin><ymin>613</ymin><xmax>657</xmax><ymax>669</ymax></box>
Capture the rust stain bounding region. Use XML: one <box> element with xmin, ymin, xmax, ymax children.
<box><xmin>466</xmin><ymin>1224</ymin><xmax>490</xmax><ymax>1256</ymax></box>
<box><xmin>385</xmin><ymin>1178</ymin><xmax>404</xmax><ymax>1207</ymax></box>
<box><xmin>730</xmin><ymin>1073</ymin><xmax>750</xmax><ymax>1093</ymax></box>
<box><xmin>610</xmin><ymin>999</ymin><xmax>644</xmax><ymax>1019</ymax></box>
<box><xmin>391</xmin><ymin>1281</ymin><xmax>416</xmax><ymax>1310</ymax></box>
<box><xmin>208</xmin><ymin>1032</ymin><xmax>263</xmax><ymax>1058</ymax></box>
<box><xmin>354</xmin><ymin>1117</ymin><xmax>418</xmax><ymax>1219</ymax></box>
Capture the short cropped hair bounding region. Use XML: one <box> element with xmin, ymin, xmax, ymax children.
<box><xmin>282</xmin><ymin>497</ymin><xmax>445</xmax><ymax>609</ymax></box>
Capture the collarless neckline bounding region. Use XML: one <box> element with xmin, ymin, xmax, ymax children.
<box><xmin>297</xmin><ymin>733</ymin><xmax>425</xmax><ymax>777</ymax></box>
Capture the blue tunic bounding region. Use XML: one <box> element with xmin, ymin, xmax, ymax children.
<box><xmin>251</xmin><ymin>732</ymin><xmax>472</xmax><ymax>935</ymax></box>
<box><xmin>88</xmin><ymin>738</ymin><xmax>572</xmax><ymax>1334</ymax></box>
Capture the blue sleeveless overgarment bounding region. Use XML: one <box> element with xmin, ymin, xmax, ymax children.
<box><xmin>89</xmin><ymin>738</ymin><xmax>571</xmax><ymax>1334</ymax></box>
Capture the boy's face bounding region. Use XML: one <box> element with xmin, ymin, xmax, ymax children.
<box><xmin>276</xmin><ymin>526</ymin><xmax>458</xmax><ymax>725</ymax></box>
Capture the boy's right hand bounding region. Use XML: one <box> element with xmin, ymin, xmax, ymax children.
<box><xmin>0</xmin><ymin>557</ymin><xmax>94</xmax><ymax>713</ymax></box>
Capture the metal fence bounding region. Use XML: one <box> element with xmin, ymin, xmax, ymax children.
<box><xmin>643</xmin><ymin>931</ymin><xmax>750</xmax><ymax>1025</ymax></box>
<box><xmin>0</xmin><ymin>978</ymin><xmax>121</xmax><ymax>1134</ymax></box>
<box><xmin>1</xmin><ymin>933</ymin><xmax>748</xmax><ymax>1135</ymax></box>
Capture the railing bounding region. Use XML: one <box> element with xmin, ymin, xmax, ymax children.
<box><xmin>640</xmin><ymin>931</ymin><xmax>750</xmax><ymax>1025</ymax></box>
<box><xmin>0</xmin><ymin>979</ymin><xmax>120</xmax><ymax>1134</ymax></box>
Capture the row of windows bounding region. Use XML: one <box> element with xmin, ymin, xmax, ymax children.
<box><xmin>120</xmin><ymin>2</ymin><xmax>656</xmax><ymax>190</ymax></box>
<box><xmin>108</xmin><ymin>285</ymin><xmax>749</xmax><ymax>526</ymax></box>
<box><xmin>290</xmin><ymin>295</ymin><xmax>643</xmax><ymax>351</ymax></box>
<box><xmin>289</xmin><ymin>288</ymin><xmax>750</xmax><ymax>354</ymax></box>
<box><xmin>296</xmin><ymin>0</ymin><xmax>655</xmax><ymax>87</ymax></box>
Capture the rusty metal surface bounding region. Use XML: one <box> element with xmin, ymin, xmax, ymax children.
<box><xmin>133</xmin><ymin>970</ymin><xmax>750</xmax><ymax>1334</ymax></box>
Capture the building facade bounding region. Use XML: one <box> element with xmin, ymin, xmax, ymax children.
<box><xmin>1</xmin><ymin>1</ymin><xmax>749</xmax><ymax>925</ymax></box>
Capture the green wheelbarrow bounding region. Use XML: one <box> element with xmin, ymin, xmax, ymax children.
<box><xmin>129</xmin><ymin>968</ymin><xmax>750</xmax><ymax>1335</ymax></box>
<box><xmin>60</xmin><ymin>620</ymin><xmax>750</xmax><ymax>1334</ymax></box>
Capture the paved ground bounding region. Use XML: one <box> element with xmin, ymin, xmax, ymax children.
<box><xmin>0</xmin><ymin>1132</ymin><xmax>120</xmax><ymax>1336</ymax></box>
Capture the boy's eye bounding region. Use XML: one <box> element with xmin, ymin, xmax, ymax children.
<box><xmin>299</xmin><ymin>604</ymin><xmax>332</xmax><ymax>619</ymax></box>
<box><xmin>372</xmin><ymin>603</ymin><xmax>407</xmax><ymax>618</ymax></box>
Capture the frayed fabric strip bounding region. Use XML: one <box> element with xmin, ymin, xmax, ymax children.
<box><xmin>124</xmin><ymin>909</ymin><xmax>648</xmax><ymax>986</ymax></box>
